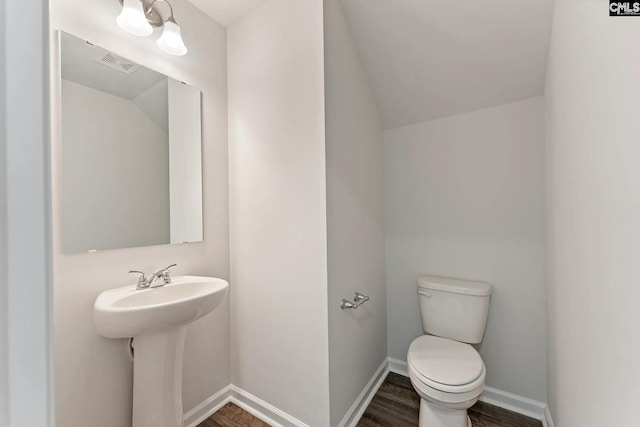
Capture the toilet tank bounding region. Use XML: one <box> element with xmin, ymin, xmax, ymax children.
<box><xmin>417</xmin><ymin>275</ymin><xmax>492</xmax><ymax>344</ymax></box>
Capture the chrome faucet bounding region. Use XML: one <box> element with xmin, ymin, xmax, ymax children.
<box><xmin>129</xmin><ymin>264</ymin><xmax>177</xmax><ymax>290</ymax></box>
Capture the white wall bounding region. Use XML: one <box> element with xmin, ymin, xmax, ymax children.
<box><xmin>61</xmin><ymin>79</ymin><xmax>170</xmax><ymax>252</ymax></box>
<box><xmin>0</xmin><ymin>1</ymin><xmax>7</xmax><ymax>423</ymax></box>
<box><xmin>545</xmin><ymin>2</ymin><xmax>640</xmax><ymax>425</ymax></box>
<box><xmin>50</xmin><ymin>1</ymin><xmax>229</xmax><ymax>426</ymax></box>
<box><xmin>384</xmin><ymin>98</ymin><xmax>547</xmax><ymax>401</ymax></box>
<box><xmin>168</xmin><ymin>79</ymin><xmax>203</xmax><ymax>245</ymax></box>
<box><xmin>4</xmin><ymin>1</ymin><xmax>54</xmax><ymax>426</ymax></box>
<box><xmin>133</xmin><ymin>79</ymin><xmax>169</xmax><ymax>134</ymax></box>
<box><xmin>228</xmin><ymin>1</ymin><xmax>331</xmax><ymax>425</ymax></box>
<box><xmin>323</xmin><ymin>0</ymin><xmax>387</xmax><ymax>425</ymax></box>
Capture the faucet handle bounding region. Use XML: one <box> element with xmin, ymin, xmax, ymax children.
<box><xmin>129</xmin><ymin>270</ymin><xmax>147</xmax><ymax>286</ymax></box>
<box><xmin>157</xmin><ymin>264</ymin><xmax>177</xmax><ymax>284</ymax></box>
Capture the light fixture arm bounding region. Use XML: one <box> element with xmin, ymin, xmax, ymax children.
<box><xmin>116</xmin><ymin>0</ymin><xmax>188</xmax><ymax>55</ymax></box>
<box><xmin>145</xmin><ymin>0</ymin><xmax>176</xmax><ymax>23</ymax></box>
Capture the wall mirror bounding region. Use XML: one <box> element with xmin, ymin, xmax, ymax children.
<box><xmin>59</xmin><ymin>31</ymin><xmax>203</xmax><ymax>253</ymax></box>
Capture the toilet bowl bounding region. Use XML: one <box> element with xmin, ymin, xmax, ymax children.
<box><xmin>408</xmin><ymin>275</ymin><xmax>492</xmax><ymax>427</ymax></box>
<box><xmin>408</xmin><ymin>335</ymin><xmax>485</xmax><ymax>427</ymax></box>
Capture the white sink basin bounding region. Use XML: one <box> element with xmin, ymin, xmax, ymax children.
<box><xmin>94</xmin><ymin>275</ymin><xmax>228</xmax><ymax>339</ymax></box>
<box><xmin>93</xmin><ymin>275</ymin><xmax>229</xmax><ymax>427</ymax></box>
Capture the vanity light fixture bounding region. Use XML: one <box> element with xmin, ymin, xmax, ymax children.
<box><xmin>116</xmin><ymin>0</ymin><xmax>188</xmax><ymax>56</ymax></box>
<box><xmin>116</xmin><ymin>0</ymin><xmax>153</xmax><ymax>36</ymax></box>
<box><xmin>156</xmin><ymin>17</ymin><xmax>187</xmax><ymax>56</ymax></box>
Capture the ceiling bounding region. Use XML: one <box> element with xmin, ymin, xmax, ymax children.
<box><xmin>186</xmin><ymin>0</ymin><xmax>554</xmax><ymax>129</ymax></box>
<box><xmin>187</xmin><ymin>0</ymin><xmax>266</xmax><ymax>27</ymax></box>
<box><xmin>341</xmin><ymin>0</ymin><xmax>555</xmax><ymax>129</ymax></box>
<box><xmin>61</xmin><ymin>32</ymin><xmax>169</xmax><ymax>133</ymax></box>
<box><xmin>61</xmin><ymin>32</ymin><xmax>166</xmax><ymax>100</ymax></box>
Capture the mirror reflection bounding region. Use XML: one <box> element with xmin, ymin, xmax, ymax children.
<box><xmin>60</xmin><ymin>31</ymin><xmax>203</xmax><ymax>253</ymax></box>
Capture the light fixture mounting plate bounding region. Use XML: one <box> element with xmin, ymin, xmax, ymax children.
<box><xmin>118</xmin><ymin>0</ymin><xmax>164</xmax><ymax>27</ymax></box>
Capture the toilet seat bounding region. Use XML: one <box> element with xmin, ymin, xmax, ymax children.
<box><xmin>409</xmin><ymin>370</ymin><xmax>483</xmax><ymax>406</ymax></box>
<box><xmin>408</xmin><ymin>335</ymin><xmax>485</xmax><ymax>394</ymax></box>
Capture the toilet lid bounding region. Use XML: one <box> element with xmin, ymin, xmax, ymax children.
<box><xmin>408</xmin><ymin>336</ymin><xmax>483</xmax><ymax>387</ymax></box>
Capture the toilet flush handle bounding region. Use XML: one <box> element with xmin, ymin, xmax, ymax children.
<box><xmin>418</xmin><ymin>290</ymin><xmax>432</xmax><ymax>298</ymax></box>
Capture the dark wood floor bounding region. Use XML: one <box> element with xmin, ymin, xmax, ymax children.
<box><xmin>198</xmin><ymin>402</ymin><xmax>270</xmax><ymax>427</ymax></box>
<box><xmin>199</xmin><ymin>372</ymin><xmax>542</xmax><ymax>427</ymax></box>
<box><xmin>358</xmin><ymin>373</ymin><xmax>542</xmax><ymax>427</ymax></box>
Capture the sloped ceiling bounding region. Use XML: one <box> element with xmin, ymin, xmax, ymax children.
<box><xmin>187</xmin><ymin>0</ymin><xmax>266</xmax><ymax>27</ymax></box>
<box><xmin>341</xmin><ymin>0</ymin><xmax>554</xmax><ymax>129</ymax></box>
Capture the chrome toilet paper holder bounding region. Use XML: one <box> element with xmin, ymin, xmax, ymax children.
<box><xmin>340</xmin><ymin>292</ymin><xmax>370</xmax><ymax>310</ymax></box>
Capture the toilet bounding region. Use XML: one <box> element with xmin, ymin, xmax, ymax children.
<box><xmin>407</xmin><ymin>275</ymin><xmax>492</xmax><ymax>427</ymax></box>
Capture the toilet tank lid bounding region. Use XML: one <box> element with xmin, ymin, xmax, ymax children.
<box><xmin>417</xmin><ymin>275</ymin><xmax>492</xmax><ymax>296</ymax></box>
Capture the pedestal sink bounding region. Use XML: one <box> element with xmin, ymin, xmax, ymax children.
<box><xmin>94</xmin><ymin>276</ymin><xmax>229</xmax><ymax>427</ymax></box>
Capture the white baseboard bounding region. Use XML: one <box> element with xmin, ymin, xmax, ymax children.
<box><xmin>337</xmin><ymin>359</ymin><xmax>389</xmax><ymax>427</ymax></box>
<box><xmin>228</xmin><ymin>385</ymin><xmax>310</xmax><ymax>427</ymax></box>
<box><xmin>183</xmin><ymin>385</ymin><xmax>232</xmax><ymax>427</ymax></box>
<box><xmin>386</xmin><ymin>357</ymin><xmax>549</xmax><ymax>424</ymax></box>
<box><xmin>543</xmin><ymin>406</ymin><xmax>555</xmax><ymax>427</ymax></box>
<box><xmin>185</xmin><ymin>358</ymin><xmax>554</xmax><ymax>427</ymax></box>
<box><xmin>183</xmin><ymin>360</ymin><xmax>389</xmax><ymax>427</ymax></box>
<box><xmin>182</xmin><ymin>383</ymin><xmax>308</xmax><ymax>427</ymax></box>
<box><xmin>480</xmin><ymin>386</ymin><xmax>546</xmax><ymax>421</ymax></box>
<box><xmin>388</xmin><ymin>357</ymin><xmax>408</xmax><ymax>376</ymax></box>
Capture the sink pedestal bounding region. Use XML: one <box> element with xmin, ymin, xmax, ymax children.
<box><xmin>132</xmin><ymin>326</ymin><xmax>187</xmax><ymax>427</ymax></box>
<box><xmin>94</xmin><ymin>276</ymin><xmax>229</xmax><ymax>426</ymax></box>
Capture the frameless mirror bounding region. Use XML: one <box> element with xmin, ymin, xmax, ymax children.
<box><xmin>59</xmin><ymin>31</ymin><xmax>203</xmax><ymax>253</ymax></box>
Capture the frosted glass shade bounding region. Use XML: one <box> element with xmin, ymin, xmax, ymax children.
<box><xmin>116</xmin><ymin>0</ymin><xmax>153</xmax><ymax>37</ymax></box>
<box><xmin>156</xmin><ymin>20</ymin><xmax>188</xmax><ymax>56</ymax></box>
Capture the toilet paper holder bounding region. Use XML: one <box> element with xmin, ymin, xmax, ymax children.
<box><xmin>340</xmin><ymin>292</ymin><xmax>370</xmax><ymax>310</ymax></box>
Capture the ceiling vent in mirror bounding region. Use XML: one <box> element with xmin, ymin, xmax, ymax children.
<box><xmin>95</xmin><ymin>52</ymin><xmax>141</xmax><ymax>74</ymax></box>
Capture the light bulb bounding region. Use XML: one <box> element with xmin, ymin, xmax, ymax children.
<box><xmin>116</xmin><ymin>0</ymin><xmax>153</xmax><ymax>37</ymax></box>
<box><xmin>156</xmin><ymin>20</ymin><xmax>188</xmax><ymax>56</ymax></box>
